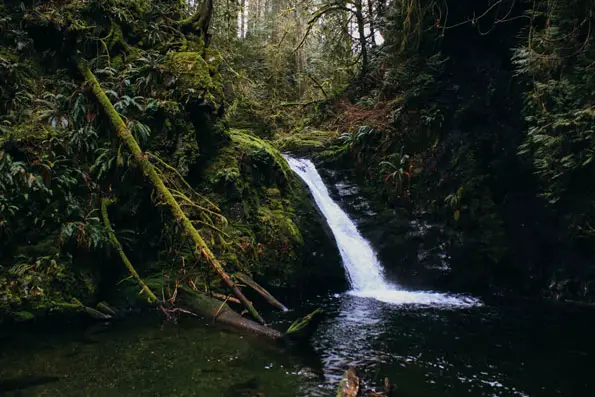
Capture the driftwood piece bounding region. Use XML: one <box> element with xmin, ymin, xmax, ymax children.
<box><xmin>337</xmin><ymin>367</ymin><xmax>360</xmax><ymax>397</ymax></box>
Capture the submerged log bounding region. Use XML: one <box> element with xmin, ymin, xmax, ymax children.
<box><xmin>336</xmin><ymin>368</ymin><xmax>394</xmax><ymax>397</ymax></box>
<box><xmin>384</xmin><ymin>377</ymin><xmax>392</xmax><ymax>396</ymax></box>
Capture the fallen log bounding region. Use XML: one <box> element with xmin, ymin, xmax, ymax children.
<box><xmin>181</xmin><ymin>288</ymin><xmax>323</xmax><ymax>341</ymax></box>
<box><xmin>233</xmin><ymin>272</ymin><xmax>289</xmax><ymax>312</ymax></box>
<box><xmin>182</xmin><ymin>288</ymin><xmax>282</xmax><ymax>339</ymax></box>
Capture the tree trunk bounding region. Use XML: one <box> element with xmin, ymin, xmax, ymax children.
<box><xmin>240</xmin><ymin>0</ymin><xmax>246</xmax><ymax>38</ymax></box>
<box><xmin>75</xmin><ymin>58</ymin><xmax>265</xmax><ymax>325</ymax></box>
<box><xmin>179</xmin><ymin>0</ymin><xmax>214</xmax><ymax>45</ymax></box>
<box><xmin>101</xmin><ymin>198</ymin><xmax>158</xmax><ymax>303</ymax></box>
<box><xmin>354</xmin><ymin>0</ymin><xmax>369</xmax><ymax>79</ymax></box>
<box><xmin>368</xmin><ymin>0</ymin><xmax>377</xmax><ymax>47</ymax></box>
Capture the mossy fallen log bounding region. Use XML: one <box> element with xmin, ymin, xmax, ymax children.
<box><xmin>182</xmin><ymin>288</ymin><xmax>282</xmax><ymax>339</ymax></box>
<box><xmin>181</xmin><ymin>288</ymin><xmax>323</xmax><ymax>341</ymax></box>
<box><xmin>75</xmin><ymin>57</ymin><xmax>264</xmax><ymax>325</ymax></box>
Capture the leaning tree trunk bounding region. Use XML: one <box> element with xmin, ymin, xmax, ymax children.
<box><xmin>101</xmin><ymin>198</ymin><xmax>158</xmax><ymax>303</ymax></box>
<box><xmin>75</xmin><ymin>58</ymin><xmax>265</xmax><ymax>325</ymax></box>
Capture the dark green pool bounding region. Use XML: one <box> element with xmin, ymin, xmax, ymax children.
<box><xmin>1</xmin><ymin>293</ymin><xmax>594</xmax><ymax>396</ymax></box>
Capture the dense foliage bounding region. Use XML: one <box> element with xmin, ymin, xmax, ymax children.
<box><xmin>214</xmin><ymin>0</ymin><xmax>595</xmax><ymax>302</ymax></box>
<box><xmin>1</xmin><ymin>0</ymin><xmax>594</xmax><ymax>323</ymax></box>
<box><xmin>0</xmin><ymin>0</ymin><xmax>341</xmax><ymax>323</ymax></box>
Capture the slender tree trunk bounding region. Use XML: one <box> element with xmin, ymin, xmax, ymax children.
<box><xmin>354</xmin><ymin>0</ymin><xmax>369</xmax><ymax>78</ymax></box>
<box><xmin>226</xmin><ymin>0</ymin><xmax>238</xmax><ymax>42</ymax></box>
<box><xmin>240</xmin><ymin>0</ymin><xmax>246</xmax><ymax>38</ymax></box>
<box><xmin>376</xmin><ymin>0</ymin><xmax>387</xmax><ymax>38</ymax></box>
<box><xmin>294</xmin><ymin>3</ymin><xmax>307</xmax><ymax>98</ymax></box>
<box><xmin>101</xmin><ymin>198</ymin><xmax>158</xmax><ymax>303</ymax></box>
<box><xmin>270</xmin><ymin>0</ymin><xmax>280</xmax><ymax>41</ymax></box>
<box><xmin>75</xmin><ymin>58</ymin><xmax>265</xmax><ymax>325</ymax></box>
<box><xmin>368</xmin><ymin>0</ymin><xmax>376</xmax><ymax>47</ymax></box>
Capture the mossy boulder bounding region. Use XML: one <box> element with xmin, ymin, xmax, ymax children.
<box><xmin>199</xmin><ymin>129</ymin><xmax>344</xmax><ymax>293</ymax></box>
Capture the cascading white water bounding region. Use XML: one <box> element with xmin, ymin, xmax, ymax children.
<box><xmin>285</xmin><ymin>156</ymin><xmax>480</xmax><ymax>307</ymax></box>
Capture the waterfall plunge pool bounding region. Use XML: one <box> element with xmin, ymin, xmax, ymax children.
<box><xmin>1</xmin><ymin>296</ymin><xmax>594</xmax><ymax>396</ymax></box>
<box><xmin>1</xmin><ymin>158</ymin><xmax>594</xmax><ymax>396</ymax></box>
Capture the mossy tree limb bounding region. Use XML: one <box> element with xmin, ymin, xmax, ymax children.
<box><xmin>101</xmin><ymin>198</ymin><xmax>158</xmax><ymax>303</ymax></box>
<box><xmin>76</xmin><ymin>58</ymin><xmax>265</xmax><ymax>324</ymax></box>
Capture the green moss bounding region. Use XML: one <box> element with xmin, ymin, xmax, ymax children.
<box><xmin>257</xmin><ymin>207</ymin><xmax>303</xmax><ymax>245</ymax></box>
<box><xmin>2</xmin><ymin>118</ymin><xmax>54</xmax><ymax>143</ymax></box>
<box><xmin>196</xmin><ymin>129</ymin><xmax>342</xmax><ymax>289</ymax></box>
<box><xmin>0</xmin><ymin>254</ymin><xmax>95</xmax><ymax>320</ymax></box>
<box><xmin>314</xmin><ymin>144</ymin><xmax>349</xmax><ymax>164</ymax></box>
<box><xmin>273</xmin><ymin>129</ymin><xmax>339</xmax><ymax>155</ymax></box>
<box><xmin>166</xmin><ymin>51</ymin><xmax>223</xmax><ymax>103</ymax></box>
<box><xmin>13</xmin><ymin>310</ymin><xmax>34</xmax><ymax>322</ymax></box>
<box><xmin>230</xmin><ymin>129</ymin><xmax>292</xmax><ymax>179</ymax></box>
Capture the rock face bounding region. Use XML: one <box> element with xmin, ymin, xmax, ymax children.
<box><xmin>198</xmin><ymin>129</ymin><xmax>345</xmax><ymax>294</ymax></box>
<box><xmin>313</xmin><ymin>163</ymin><xmax>462</xmax><ymax>292</ymax></box>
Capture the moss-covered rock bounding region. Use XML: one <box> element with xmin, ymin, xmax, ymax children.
<box><xmin>166</xmin><ymin>50</ymin><xmax>223</xmax><ymax>103</ymax></box>
<box><xmin>199</xmin><ymin>129</ymin><xmax>344</xmax><ymax>293</ymax></box>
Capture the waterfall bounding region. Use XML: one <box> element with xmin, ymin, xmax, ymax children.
<box><xmin>285</xmin><ymin>156</ymin><xmax>480</xmax><ymax>307</ymax></box>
